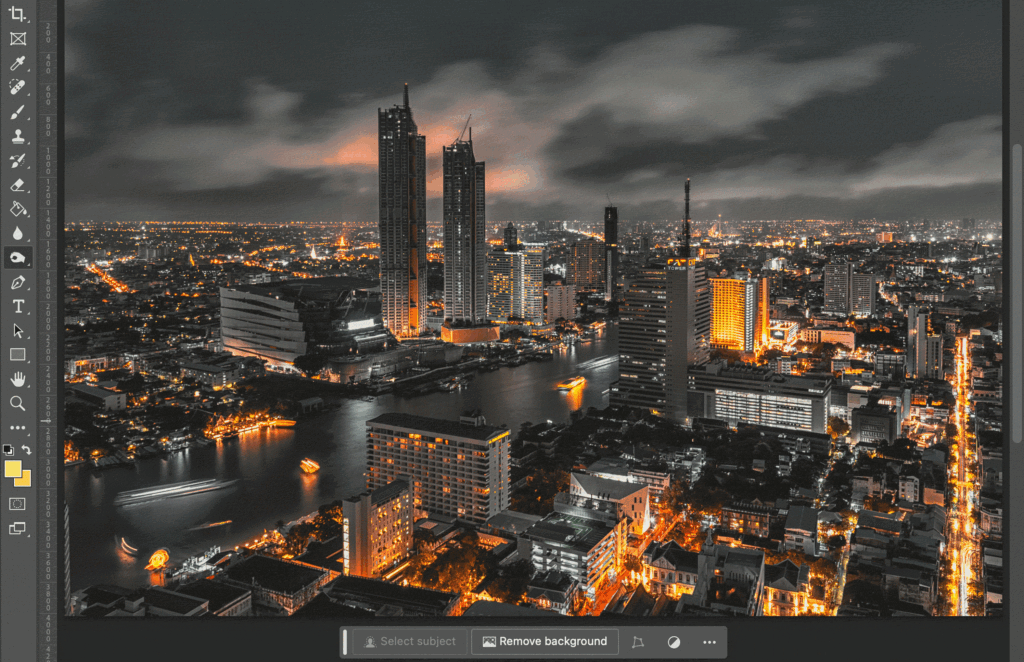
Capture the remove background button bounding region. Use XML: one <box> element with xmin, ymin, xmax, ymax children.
<box><xmin>472</xmin><ymin>629</ymin><xmax>618</xmax><ymax>656</ymax></box>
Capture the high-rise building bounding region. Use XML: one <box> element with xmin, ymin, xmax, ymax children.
<box><xmin>850</xmin><ymin>273</ymin><xmax>876</xmax><ymax>317</ymax></box>
<box><xmin>568</xmin><ymin>239</ymin><xmax>605</xmax><ymax>292</ymax></box>
<box><xmin>545</xmin><ymin>283</ymin><xmax>576</xmax><ymax>323</ymax></box>
<box><xmin>823</xmin><ymin>261</ymin><xmax>852</xmax><ymax>314</ymax></box>
<box><xmin>604</xmin><ymin>206</ymin><xmax>618</xmax><ymax>301</ymax></box>
<box><xmin>504</xmin><ymin>222</ymin><xmax>518</xmax><ymax>249</ymax></box>
<box><xmin>365</xmin><ymin>412</ymin><xmax>511</xmax><ymax>524</ymax></box>
<box><xmin>612</xmin><ymin>260</ymin><xmax>709</xmax><ymax>422</ymax></box>
<box><xmin>487</xmin><ymin>243</ymin><xmax>545</xmax><ymax>325</ymax></box>
<box><xmin>824</xmin><ymin>261</ymin><xmax>875</xmax><ymax>317</ymax></box>
<box><xmin>442</xmin><ymin>133</ymin><xmax>486</xmax><ymax>325</ymax></box>
<box><xmin>709</xmin><ymin>275</ymin><xmax>769</xmax><ymax>354</ymax></box>
<box><xmin>906</xmin><ymin>306</ymin><xmax>943</xmax><ymax>379</ymax></box>
<box><xmin>342</xmin><ymin>477</ymin><xmax>414</xmax><ymax>578</ymax></box>
<box><xmin>378</xmin><ymin>84</ymin><xmax>427</xmax><ymax>337</ymax></box>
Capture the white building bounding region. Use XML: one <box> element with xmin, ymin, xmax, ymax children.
<box><xmin>365</xmin><ymin>412</ymin><xmax>511</xmax><ymax>524</ymax></box>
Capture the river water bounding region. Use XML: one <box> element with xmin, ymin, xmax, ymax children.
<box><xmin>66</xmin><ymin>325</ymin><xmax>619</xmax><ymax>591</ymax></box>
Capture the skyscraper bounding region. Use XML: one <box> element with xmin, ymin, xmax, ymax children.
<box><xmin>568</xmin><ymin>239</ymin><xmax>605</xmax><ymax>292</ymax></box>
<box><xmin>709</xmin><ymin>275</ymin><xmax>769</xmax><ymax>354</ymax></box>
<box><xmin>442</xmin><ymin>131</ymin><xmax>486</xmax><ymax>325</ymax></box>
<box><xmin>604</xmin><ymin>206</ymin><xmax>618</xmax><ymax>301</ymax></box>
<box><xmin>824</xmin><ymin>261</ymin><xmax>875</xmax><ymax>317</ymax></box>
<box><xmin>823</xmin><ymin>261</ymin><xmax>852</xmax><ymax>314</ymax></box>
<box><xmin>486</xmin><ymin>243</ymin><xmax>545</xmax><ymax>325</ymax></box>
<box><xmin>612</xmin><ymin>260</ymin><xmax>710</xmax><ymax>422</ymax></box>
<box><xmin>378</xmin><ymin>84</ymin><xmax>427</xmax><ymax>337</ymax></box>
<box><xmin>906</xmin><ymin>306</ymin><xmax>942</xmax><ymax>379</ymax></box>
<box><xmin>503</xmin><ymin>222</ymin><xmax>518</xmax><ymax>249</ymax></box>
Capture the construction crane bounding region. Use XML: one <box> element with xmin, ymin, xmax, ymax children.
<box><xmin>456</xmin><ymin>114</ymin><xmax>472</xmax><ymax>143</ymax></box>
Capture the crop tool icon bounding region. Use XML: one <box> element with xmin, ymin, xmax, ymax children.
<box><xmin>4</xmin><ymin>459</ymin><xmax>31</xmax><ymax>486</ymax></box>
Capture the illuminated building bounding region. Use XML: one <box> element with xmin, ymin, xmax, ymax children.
<box><xmin>641</xmin><ymin>540</ymin><xmax>699</xmax><ymax>598</ymax></box>
<box><xmin>379</xmin><ymin>84</ymin><xmax>427</xmax><ymax>337</ymax></box>
<box><xmin>768</xmin><ymin>319</ymin><xmax>799</xmax><ymax>346</ymax></box>
<box><xmin>824</xmin><ymin>260</ymin><xmax>876</xmax><ymax>316</ymax></box>
<box><xmin>486</xmin><ymin>243</ymin><xmax>545</xmax><ymax>324</ymax></box>
<box><xmin>604</xmin><ymin>206</ymin><xmax>619</xmax><ymax>301</ymax></box>
<box><xmin>518</xmin><ymin>510</ymin><xmax>626</xmax><ymax>596</ymax></box>
<box><xmin>876</xmin><ymin>231</ymin><xmax>894</xmax><ymax>243</ymax></box>
<box><xmin>763</xmin><ymin>560</ymin><xmax>826</xmax><ymax>616</ymax></box>
<box><xmin>687</xmin><ymin>361</ymin><xmax>833</xmax><ymax>434</ymax></box>
<box><xmin>612</xmin><ymin>260</ymin><xmax>710</xmax><ymax>422</ymax></box>
<box><xmin>365</xmin><ymin>412</ymin><xmax>510</xmax><ymax>524</ymax></box>
<box><xmin>679</xmin><ymin>531</ymin><xmax>765</xmax><ymax>616</ymax></box>
<box><xmin>721</xmin><ymin>502</ymin><xmax>774</xmax><ymax>538</ymax></box>
<box><xmin>561</xmin><ymin>472</ymin><xmax>651</xmax><ymax>535</ymax></box>
<box><xmin>709</xmin><ymin>276</ymin><xmax>769</xmax><ymax>354</ymax></box>
<box><xmin>906</xmin><ymin>305</ymin><xmax>942</xmax><ymax>379</ymax></box>
<box><xmin>219</xmin><ymin>277</ymin><xmax>382</xmax><ymax>368</ymax></box>
<box><xmin>545</xmin><ymin>283</ymin><xmax>576</xmax><ymax>323</ymax></box>
<box><xmin>442</xmin><ymin>131</ymin><xmax>487</xmax><ymax>325</ymax></box>
<box><xmin>568</xmin><ymin>239</ymin><xmax>605</xmax><ymax>292</ymax></box>
<box><xmin>342</xmin><ymin>476</ymin><xmax>414</xmax><ymax>578</ymax></box>
<box><xmin>799</xmin><ymin>327</ymin><xmax>855</xmax><ymax>347</ymax></box>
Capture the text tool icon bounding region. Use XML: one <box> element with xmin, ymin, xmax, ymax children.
<box><xmin>11</xmin><ymin>395</ymin><xmax>26</xmax><ymax>411</ymax></box>
<box><xmin>13</xmin><ymin>299</ymin><xmax>25</xmax><ymax>312</ymax></box>
<box><xmin>10</xmin><ymin>178</ymin><xmax>23</xmax><ymax>191</ymax></box>
<box><xmin>4</xmin><ymin>460</ymin><xmax>31</xmax><ymax>486</ymax></box>
<box><xmin>10</xmin><ymin>103</ymin><xmax>23</xmax><ymax>119</ymax></box>
<box><xmin>11</xmin><ymin>371</ymin><xmax>25</xmax><ymax>386</ymax></box>
<box><xmin>9</xmin><ymin>7</ymin><xmax>25</xmax><ymax>22</ymax></box>
<box><xmin>10</xmin><ymin>32</ymin><xmax>25</xmax><ymax>46</ymax></box>
<box><xmin>10</xmin><ymin>55</ymin><xmax>23</xmax><ymax>70</ymax></box>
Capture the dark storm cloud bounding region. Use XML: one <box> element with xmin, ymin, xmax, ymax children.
<box><xmin>66</xmin><ymin>0</ymin><xmax>1001</xmax><ymax>224</ymax></box>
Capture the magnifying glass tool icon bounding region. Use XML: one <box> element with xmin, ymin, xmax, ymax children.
<box><xmin>10</xmin><ymin>395</ymin><xmax>25</xmax><ymax>411</ymax></box>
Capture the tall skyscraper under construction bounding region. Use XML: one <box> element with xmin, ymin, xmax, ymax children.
<box><xmin>442</xmin><ymin>127</ymin><xmax>486</xmax><ymax>325</ymax></box>
<box><xmin>378</xmin><ymin>84</ymin><xmax>427</xmax><ymax>337</ymax></box>
<box><xmin>604</xmin><ymin>205</ymin><xmax>618</xmax><ymax>301</ymax></box>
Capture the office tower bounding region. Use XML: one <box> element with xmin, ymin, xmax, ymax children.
<box><xmin>823</xmin><ymin>261</ymin><xmax>852</xmax><ymax>314</ymax></box>
<box><xmin>824</xmin><ymin>261</ymin><xmax>875</xmax><ymax>317</ymax></box>
<box><xmin>546</xmin><ymin>283</ymin><xmax>577</xmax><ymax>323</ymax></box>
<box><xmin>906</xmin><ymin>306</ymin><xmax>942</xmax><ymax>379</ymax></box>
<box><xmin>612</xmin><ymin>262</ymin><xmax>709</xmax><ymax>422</ymax></box>
<box><xmin>850</xmin><ymin>272</ymin><xmax>876</xmax><ymax>317</ymax></box>
<box><xmin>568</xmin><ymin>239</ymin><xmax>606</xmax><ymax>292</ymax></box>
<box><xmin>876</xmin><ymin>231</ymin><xmax>894</xmax><ymax>243</ymax></box>
<box><xmin>709</xmin><ymin>275</ymin><xmax>769</xmax><ymax>354</ymax></box>
<box><xmin>342</xmin><ymin>477</ymin><xmax>414</xmax><ymax>578</ymax></box>
<box><xmin>378</xmin><ymin>84</ymin><xmax>427</xmax><ymax>337</ymax></box>
<box><xmin>220</xmin><ymin>277</ymin><xmax>382</xmax><ymax>367</ymax></box>
<box><xmin>442</xmin><ymin>131</ymin><xmax>486</xmax><ymax>325</ymax></box>
<box><xmin>604</xmin><ymin>206</ymin><xmax>618</xmax><ymax>301</ymax></box>
<box><xmin>486</xmin><ymin>243</ymin><xmax>546</xmax><ymax>325</ymax></box>
<box><xmin>687</xmin><ymin>362</ymin><xmax>833</xmax><ymax>434</ymax></box>
<box><xmin>504</xmin><ymin>221</ymin><xmax>518</xmax><ymax>249</ymax></box>
<box><xmin>365</xmin><ymin>412</ymin><xmax>511</xmax><ymax>524</ymax></box>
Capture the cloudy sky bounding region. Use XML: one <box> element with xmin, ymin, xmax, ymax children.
<box><xmin>66</xmin><ymin>0</ymin><xmax>1001</xmax><ymax>229</ymax></box>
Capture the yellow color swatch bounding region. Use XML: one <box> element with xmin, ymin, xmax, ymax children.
<box><xmin>14</xmin><ymin>470</ymin><xmax>31</xmax><ymax>487</ymax></box>
<box><xmin>4</xmin><ymin>460</ymin><xmax>21</xmax><ymax>477</ymax></box>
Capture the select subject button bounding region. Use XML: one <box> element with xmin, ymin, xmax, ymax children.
<box><xmin>347</xmin><ymin>628</ymin><xmax>468</xmax><ymax>657</ymax></box>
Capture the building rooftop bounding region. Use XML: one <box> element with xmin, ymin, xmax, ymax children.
<box><xmin>224</xmin><ymin>276</ymin><xmax>378</xmax><ymax>301</ymax></box>
<box><xmin>485</xmin><ymin>510</ymin><xmax>544</xmax><ymax>536</ymax></box>
<box><xmin>462</xmin><ymin>601</ymin><xmax>551</xmax><ymax>617</ymax></box>
<box><xmin>571</xmin><ymin>472</ymin><xmax>646</xmax><ymax>501</ymax></box>
<box><xmin>523</xmin><ymin>512</ymin><xmax>615</xmax><ymax>554</ymax></box>
<box><xmin>785</xmin><ymin>506</ymin><xmax>820</xmax><ymax>535</ymax></box>
<box><xmin>344</xmin><ymin>476</ymin><xmax>411</xmax><ymax>507</ymax></box>
<box><xmin>367</xmin><ymin>412</ymin><xmax>508</xmax><ymax>442</ymax></box>
<box><xmin>321</xmin><ymin>575</ymin><xmax>456</xmax><ymax>615</ymax></box>
<box><xmin>144</xmin><ymin>587</ymin><xmax>208</xmax><ymax>615</ymax></box>
<box><xmin>222</xmin><ymin>555</ymin><xmax>327</xmax><ymax>595</ymax></box>
<box><xmin>175</xmin><ymin>579</ymin><xmax>250</xmax><ymax>613</ymax></box>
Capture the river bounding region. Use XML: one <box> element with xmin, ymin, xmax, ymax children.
<box><xmin>66</xmin><ymin>325</ymin><xmax>619</xmax><ymax>591</ymax></box>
